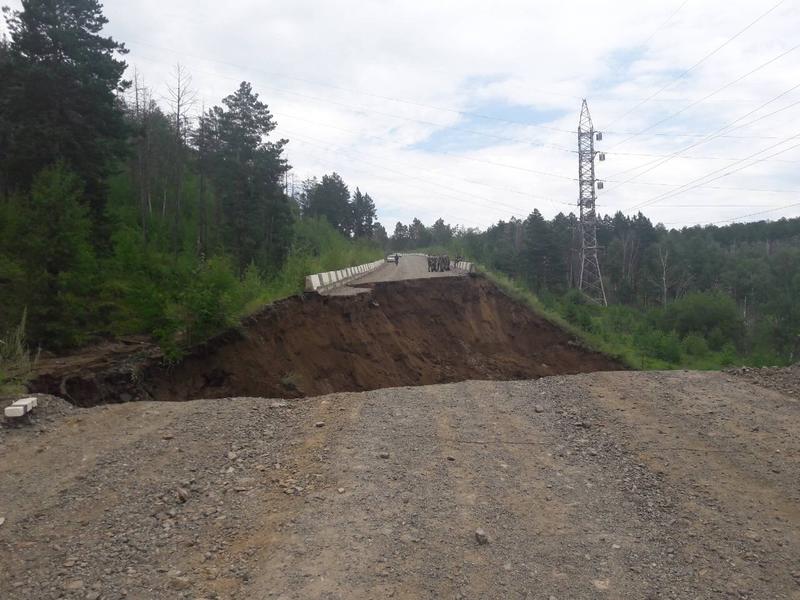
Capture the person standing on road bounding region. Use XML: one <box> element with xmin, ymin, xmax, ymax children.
<box><xmin>394</xmin><ymin>253</ymin><xmax>400</xmax><ymax>265</ymax></box>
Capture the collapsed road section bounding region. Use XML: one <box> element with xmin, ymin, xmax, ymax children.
<box><xmin>30</xmin><ymin>275</ymin><xmax>623</xmax><ymax>405</ymax></box>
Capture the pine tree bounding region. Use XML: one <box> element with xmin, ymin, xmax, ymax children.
<box><xmin>351</xmin><ymin>188</ymin><xmax>377</xmax><ymax>238</ymax></box>
<box><xmin>303</xmin><ymin>173</ymin><xmax>351</xmax><ymax>235</ymax></box>
<box><xmin>19</xmin><ymin>163</ymin><xmax>96</xmax><ymax>347</ymax></box>
<box><xmin>204</xmin><ymin>82</ymin><xmax>290</xmax><ymax>272</ymax></box>
<box><xmin>0</xmin><ymin>0</ymin><xmax>129</xmax><ymax>225</ymax></box>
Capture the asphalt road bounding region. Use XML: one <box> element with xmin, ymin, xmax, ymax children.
<box><xmin>326</xmin><ymin>254</ymin><xmax>462</xmax><ymax>295</ymax></box>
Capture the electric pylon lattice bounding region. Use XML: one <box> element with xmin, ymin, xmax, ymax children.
<box><xmin>577</xmin><ymin>99</ymin><xmax>608</xmax><ymax>306</ymax></box>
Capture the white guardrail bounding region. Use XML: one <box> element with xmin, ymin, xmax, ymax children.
<box><xmin>304</xmin><ymin>259</ymin><xmax>385</xmax><ymax>293</ymax></box>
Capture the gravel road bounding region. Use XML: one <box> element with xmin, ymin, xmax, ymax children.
<box><xmin>1</xmin><ymin>369</ymin><xmax>798</xmax><ymax>599</ymax></box>
<box><xmin>326</xmin><ymin>254</ymin><xmax>462</xmax><ymax>296</ymax></box>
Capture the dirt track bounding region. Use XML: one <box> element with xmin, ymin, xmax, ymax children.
<box><xmin>2</xmin><ymin>370</ymin><xmax>799</xmax><ymax>599</ymax></box>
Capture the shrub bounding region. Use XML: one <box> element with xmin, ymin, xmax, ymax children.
<box><xmin>682</xmin><ymin>333</ymin><xmax>709</xmax><ymax>357</ymax></box>
<box><xmin>720</xmin><ymin>343</ymin><xmax>737</xmax><ymax>366</ymax></box>
<box><xmin>660</xmin><ymin>292</ymin><xmax>744</xmax><ymax>348</ymax></box>
<box><xmin>636</xmin><ymin>329</ymin><xmax>682</xmax><ymax>363</ymax></box>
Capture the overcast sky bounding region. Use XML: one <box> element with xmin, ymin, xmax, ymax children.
<box><xmin>3</xmin><ymin>0</ymin><xmax>799</xmax><ymax>230</ymax></box>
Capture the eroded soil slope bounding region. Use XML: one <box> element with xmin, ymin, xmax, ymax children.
<box><xmin>32</xmin><ymin>276</ymin><xmax>622</xmax><ymax>405</ymax></box>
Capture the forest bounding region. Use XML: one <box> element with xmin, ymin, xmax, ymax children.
<box><xmin>0</xmin><ymin>0</ymin><xmax>384</xmax><ymax>378</ymax></box>
<box><xmin>388</xmin><ymin>211</ymin><xmax>800</xmax><ymax>367</ymax></box>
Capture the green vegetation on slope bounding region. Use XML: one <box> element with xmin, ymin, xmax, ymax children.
<box><xmin>471</xmin><ymin>264</ymin><xmax>779</xmax><ymax>371</ymax></box>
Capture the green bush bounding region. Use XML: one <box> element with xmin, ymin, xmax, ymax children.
<box><xmin>660</xmin><ymin>292</ymin><xmax>744</xmax><ymax>349</ymax></box>
<box><xmin>682</xmin><ymin>333</ymin><xmax>709</xmax><ymax>357</ymax></box>
<box><xmin>720</xmin><ymin>343</ymin><xmax>737</xmax><ymax>366</ymax></box>
<box><xmin>636</xmin><ymin>329</ymin><xmax>682</xmax><ymax>363</ymax></box>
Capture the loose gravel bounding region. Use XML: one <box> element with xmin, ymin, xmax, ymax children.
<box><xmin>1</xmin><ymin>371</ymin><xmax>798</xmax><ymax>599</ymax></box>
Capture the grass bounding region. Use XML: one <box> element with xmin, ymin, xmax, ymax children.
<box><xmin>475</xmin><ymin>266</ymin><xmax>638</xmax><ymax>369</ymax></box>
<box><xmin>0</xmin><ymin>309</ymin><xmax>39</xmax><ymax>396</ymax></box>
<box><xmin>474</xmin><ymin>263</ymin><xmax>771</xmax><ymax>372</ymax></box>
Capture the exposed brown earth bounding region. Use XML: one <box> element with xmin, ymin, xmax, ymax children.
<box><xmin>1</xmin><ymin>369</ymin><xmax>798</xmax><ymax>599</ymax></box>
<box><xmin>30</xmin><ymin>275</ymin><xmax>622</xmax><ymax>406</ymax></box>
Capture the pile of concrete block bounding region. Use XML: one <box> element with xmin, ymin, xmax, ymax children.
<box><xmin>4</xmin><ymin>396</ymin><xmax>37</xmax><ymax>419</ymax></box>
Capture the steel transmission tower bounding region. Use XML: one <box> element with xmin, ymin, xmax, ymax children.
<box><xmin>577</xmin><ymin>99</ymin><xmax>607</xmax><ymax>306</ymax></box>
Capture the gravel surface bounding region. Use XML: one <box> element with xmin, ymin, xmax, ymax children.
<box><xmin>1</xmin><ymin>371</ymin><xmax>798</xmax><ymax>599</ymax></box>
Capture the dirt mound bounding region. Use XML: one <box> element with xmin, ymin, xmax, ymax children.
<box><xmin>30</xmin><ymin>276</ymin><xmax>623</xmax><ymax>405</ymax></box>
<box><xmin>727</xmin><ymin>363</ymin><xmax>800</xmax><ymax>397</ymax></box>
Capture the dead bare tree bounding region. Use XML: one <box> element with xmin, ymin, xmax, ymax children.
<box><xmin>166</xmin><ymin>63</ymin><xmax>197</xmax><ymax>254</ymax></box>
<box><xmin>657</xmin><ymin>245</ymin><xmax>669</xmax><ymax>308</ymax></box>
<box><xmin>131</xmin><ymin>68</ymin><xmax>150</xmax><ymax>241</ymax></box>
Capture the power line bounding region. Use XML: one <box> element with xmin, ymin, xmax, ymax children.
<box><xmin>128</xmin><ymin>48</ymin><xmax>581</xmax><ymax>155</ymax></box>
<box><xmin>626</xmin><ymin>135</ymin><xmax>800</xmax><ymax>212</ymax></box>
<box><xmin>126</xmin><ymin>52</ymin><xmax>584</xmax><ymax>182</ymax></box>
<box><xmin>663</xmin><ymin>202</ymin><xmax>800</xmax><ymax>227</ymax></box>
<box><xmin>607</xmin><ymin>41</ymin><xmax>800</xmax><ymax>150</ymax></box>
<box><xmin>286</xmin><ymin>131</ymin><xmax>536</xmax><ymax>220</ymax></box>
<box><xmin>124</xmin><ymin>38</ymin><xmax>578</xmax><ymax>135</ymax></box>
<box><xmin>127</xmin><ymin>39</ymin><xmax>791</xmax><ymax>148</ymax></box>
<box><xmin>605</xmin><ymin>0</ymin><xmax>789</xmax><ymax>128</ymax></box>
<box><xmin>273</xmin><ymin>110</ymin><xmax>577</xmax><ymax>204</ymax></box>
<box><xmin>604</xmin><ymin>150</ymin><xmax>799</xmax><ymax>163</ymax></box>
<box><xmin>604</xmin><ymin>180</ymin><xmax>800</xmax><ymax>194</ymax></box>
<box><xmin>604</xmin><ymin>81</ymin><xmax>800</xmax><ymax>186</ymax></box>
<box><xmin>602</xmin><ymin>130</ymin><xmax>783</xmax><ymax>140</ymax></box>
<box><xmin>639</xmin><ymin>0</ymin><xmax>691</xmax><ymax>48</ymax></box>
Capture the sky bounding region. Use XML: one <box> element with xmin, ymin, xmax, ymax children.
<box><xmin>2</xmin><ymin>0</ymin><xmax>799</xmax><ymax>230</ymax></box>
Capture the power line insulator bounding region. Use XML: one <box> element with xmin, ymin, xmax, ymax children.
<box><xmin>599</xmin><ymin>152</ymin><xmax>606</xmax><ymax>161</ymax></box>
<box><xmin>597</xmin><ymin>181</ymin><xmax>604</xmax><ymax>189</ymax></box>
<box><xmin>596</xmin><ymin>132</ymin><xmax>603</xmax><ymax>141</ymax></box>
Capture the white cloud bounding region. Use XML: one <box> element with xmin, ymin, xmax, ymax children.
<box><xmin>3</xmin><ymin>0</ymin><xmax>798</xmax><ymax>229</ymax></box>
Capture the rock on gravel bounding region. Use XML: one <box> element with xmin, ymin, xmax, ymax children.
<box><xmin>474</xmin><ymin>528</ymin><xmax>489</xmax><ymax>545</ymax></box>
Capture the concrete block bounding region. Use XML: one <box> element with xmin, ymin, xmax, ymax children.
<box><xmin>16</xmin><ymin>396</ymin><xmax>37</xmax><ymax>408</ymax></box>
<box><xmin>13</xmin><ymin>398</ymin><xmax>35</xmax><ymax>411</ymax></box>
<box><xmin>4</xmin><ymin>405</ymin><xmax>26</xmax><ymax>418</ymax></box>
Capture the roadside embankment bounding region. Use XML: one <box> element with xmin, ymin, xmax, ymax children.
<box><xmin>30</xmin><ymin>275</ymin><xmax>623</xmax><ymax>405</ymax></box>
